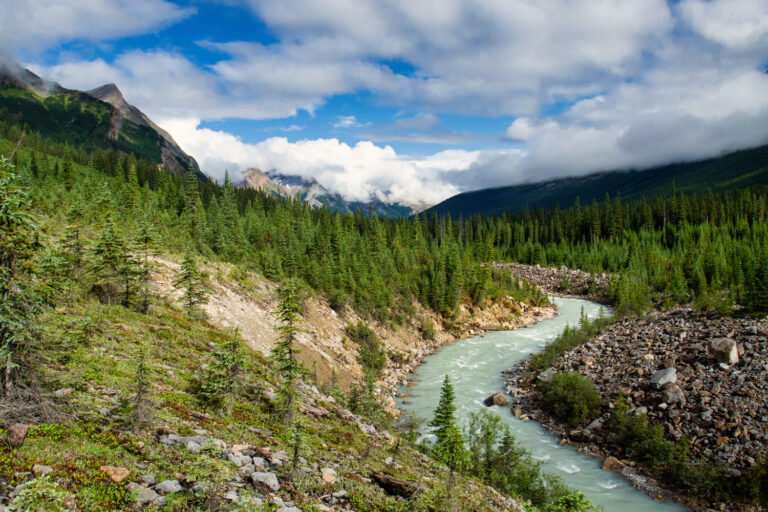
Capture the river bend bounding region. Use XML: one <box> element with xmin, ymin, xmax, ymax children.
<box><xmin>398</xmin><ymin>297</ymin><xmax>685</xmax><ymax>511</ymax></box>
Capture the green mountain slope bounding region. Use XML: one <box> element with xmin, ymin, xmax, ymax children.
<box><xmin>0</xmin><ymin>60</ymin><xmax>200</xmax><ymax>177</ymax></box>
<box><xmin>426</xmin><ymin>144</ymin><xmax>768</xmax><ymax>217</ymax></box>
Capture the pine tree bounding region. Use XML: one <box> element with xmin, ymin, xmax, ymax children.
<box><xmin>133</xmin><ymin>220</ymin><xmax>156</xmax><ymax>313</ymax></box>
<box><xmin>131</xmin><ymin>341</ymin><xmax>152</xmax><ymax>426</ymax></box>
<box><xmin>430</xmin><ymin>374</ymin><xmax>469</xmax><ymax>510</ymax></box>
<box><xmin>271</xmin><ymin>279</ymin><xmax>304</xmax><ymax>423</ymax></box>
<box><xmin>173</xmin><ymin>252</ymin><xmax>210</xmax><ymax>318</ymax></box>
<box><xmin>430</xmin><ymin>374</ymin><xmax>458</xmax><ymax>444</ymax></box>
<box><xmin>0</xmin><ymin>157</ymin><xmax>38</xmax><ymax>396</ymax></box>
<box><xmin>89</xmin><ymin>220</ymin><xmax>128</xmax><ymax>304</ymax></box>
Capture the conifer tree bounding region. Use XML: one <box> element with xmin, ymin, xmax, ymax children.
<box><xmin>173</xmin><ymin>252</ymin><xmax>209</xmax><ymax>318</ymax></box>
<box><xmin>131</xmin><ymin>341</ymin><xmax>152</xmax><ymax>426</ymax></box>
<box><xmin>0</xmin><ymin>157</ymin><xmax>38</xmax><ymax>396</ymax></box>
<box><xmin>89</xmin><ymin>220</ymin><xmax>128</xmax><ymax>304</ymax></box>
<box><xmin>271</xmin><ymin>279</ymin><xmax>304</xmax><ymax>423</ymax></box>
<box><xmin>133</xmin><ymin>220</ymin><xmax>156</xmax><ymax>313</ymax></box>
<box><xmin>430</xmin><ymin>374</ymin><xmax>469</xmax><ymax>509</ymax></box>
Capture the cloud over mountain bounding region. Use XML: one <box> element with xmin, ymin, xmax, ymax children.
<box><xmin>11</xmin><ymin>0</ymin><xmax>768</xmax><ymax>205</ymax></box>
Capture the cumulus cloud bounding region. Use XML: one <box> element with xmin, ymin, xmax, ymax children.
<box><xmin>14</xmin><ymin>0</ymin><xmax>768</xmax><ymax>207</ymax></box>
<box><xmin>161</xmin><ymin>118</ymin><xmax>469</xmax><ymax>205</ymax></box>
<box><xmin>679</xmin><ymin>0</ymin><xmax>768</xmax><ymax>50</ymax></box>
<box><xmin>0</xmin><ymin>0</ymin><xmax>193</xmax><ymax>52</ymax></box>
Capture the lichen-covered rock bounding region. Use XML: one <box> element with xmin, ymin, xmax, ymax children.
<box><xmin>251</xmin><ymin>471</ymin><xmax>280</xmax><ymax>493</ymax></box>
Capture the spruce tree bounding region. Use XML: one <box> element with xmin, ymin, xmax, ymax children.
<box><xmin>89</xmin><ymin>220</ymin><xmax>128</xmax><ymax>304</ymax></box>
<box><xmin>0</xmin><ymin>157</ymin><xmax>38</xmax><ymax>396</ymax></box>
<box><xmin>133</xmin><ymin>220</ymin><xmax>156</xmax><ymax>313</ymax></box>
<box><xmin>271</xmin><ymin>279</ymin><xmax>304</xmax><ymax>423</ymax></box>
<box><xmin>430</xmin><ymin>374</ymin><xmax>469</xmax><ymax>509</ymax></box>
<box><xmin>173</xmin><ymin>252</ymin><xmax>209</xmax><ymax>318</ymax></box>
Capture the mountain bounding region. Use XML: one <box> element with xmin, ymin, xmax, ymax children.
<box><xmin>240</xmin><ymin>167</ymin><xmax>424</xmax><ymax>217</ymax></box>
<box><xmin>426</xmin><ymin>144</ymin><xmax>768</xmax><ymax>217</ymax></box>
<box><xmin>0</xmin><ymin>53</ymin><xmax>200</xmax><ymax>176</ymax></box>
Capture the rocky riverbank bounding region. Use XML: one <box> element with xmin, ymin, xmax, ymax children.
<box><xmin>384</xmin><ymin>301</ymin><xmax>557</xmax><ymax>409</ymax></box>
<box><xmin>503</xmin><ymin>307</ymin><xmax>768</xmax><ymax>509</ymax></box>
<box><xmin>493</xmin><ymin>262</ymin><xmax>612</xmax><ymax>302</ymax></box>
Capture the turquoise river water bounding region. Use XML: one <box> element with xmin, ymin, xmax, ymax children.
<box><xmin>398</xmin><ymin>297</ymin><xmax>686</xmax><ymax>511</ymax></box>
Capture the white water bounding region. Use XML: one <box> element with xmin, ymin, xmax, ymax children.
<box><xmin>398</xmin><ymin>297</ymin><xmax>686</xmax><ymax>511</ymax></box>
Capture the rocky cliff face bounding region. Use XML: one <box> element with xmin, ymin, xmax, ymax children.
<box><xmin>87</xmin><ymin>83</ymin><xmax>200</xmax><ymax>176</ymax></box>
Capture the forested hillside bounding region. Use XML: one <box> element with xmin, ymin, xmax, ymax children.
<box><xmin>427</xmin><ymin>144</ymin><xmax>768</xmax><ymax>217</ymax></box>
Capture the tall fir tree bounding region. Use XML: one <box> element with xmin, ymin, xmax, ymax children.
<box><xmin>173</xmin><ymin>252</ymin><xmax>210</xmax><ymax>318</ymax></box>
<box><xmin>271</xmin><ymin>279</ymin><xmax>304</xmax><ymax>423</ymax></box>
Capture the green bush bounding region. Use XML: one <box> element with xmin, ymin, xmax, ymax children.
<box><xmin>540</xmin><ymin>372</ymin><xmax>602</xmax><ymax>426</ymax></box>
<box><xmin>528</xmin><ymin>314</ymin><xmax>613</xmax><ymax>375</ymax></box>
<box><xmin>419</xmin><ymin>318</ymin><xmax>436</xmax><ymax>340</ymax></box>
<box><xmin>9</xmin><ymin>476</ymin><xmax>75</xmax><ymax>511</ymax></box>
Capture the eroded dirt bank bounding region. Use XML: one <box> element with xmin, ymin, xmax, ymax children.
<box><xmin>150</xmin><ymin>257</ymin><xmax>556</xmax><ymax>410</ymax></box>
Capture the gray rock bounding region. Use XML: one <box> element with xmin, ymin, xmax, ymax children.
<box><xmin>140</xmin><ymin>474</ymin><xmax>156</xmax><ymax>485</ymax></box>
<box><xmin>32</xmin><ymin>464</ymin><xmax>54</xmax><ymax>476</ymax></box>
<box><xmin>186</xmin><ymin>441</ymin><xmax>201</xmax><ymax>454</ymax></box>
<box><xmin>223</xmin><ymin>490</ymin><xmax>238</xmax><ymax>501</ymax></box>
<box><xmin>154</xmin><ymin>479</ymin><xmax>184</xmax><ymax>495</ymax></box>
<box><xmin>252</xmin><ymin>471</ymin><xmax>280</xmax><ymax>492</ymax></box>
<box><xmin>662</xmin><ymin>384</ymin><xmax>685</xmax><ymax>405</ymax></box>
<box><xmin>538</xmin><ymin>368</ymin><xmax>555</xmax><ymax>383</ymax></box>
<box><xmin>252</xmin><ymin>456</ymin><xmax>268</xmax><ymax>469</ymax></box>
<box><xmin>128</xmin><ymin>482</ymin><xmax>160</xmax><ymax>506</ymax></box>
<box><xmin>650</xmin><ymin>367</ymin><xmax>676</xmax><ymax>388</ymax></box>
<box><xmin>710</xmin><ymin>338</ymin><xmax>739</xmax><ymax>365</ymax></box>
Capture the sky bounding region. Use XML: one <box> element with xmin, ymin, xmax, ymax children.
<box><xmin>2</xmin><ymin>0</ymin><xmax>768</xmax><ymax>206</ymax></box>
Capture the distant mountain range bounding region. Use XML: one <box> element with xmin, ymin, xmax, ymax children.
<box><xmin>426</xmin><ymin>144</ymin><xmax>768</xmax><ymax>217</ymax></box>
<box><xmin>0</xmin><ymin>53</ymin><xmax>201</xmax><ymax>177</ymax></box>
<box><xmin>239</xmin><ymin>168</ymin><xmax>426</xmax><ymax>217</ymax></box>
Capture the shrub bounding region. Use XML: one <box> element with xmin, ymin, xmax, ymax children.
<box><xmin>540</xmin><ymin>372</ymin><xmax>602</xmax><ymax>426</ymax></box>
<box><xmin>9</xmin><ymin>476</ymin><xmax>75</xmax><ymax>511</ymax></box>
<box><xmin>419</xmin><ymin>318</ymin><xmax>436</xmax><ymax>340</ymax></box>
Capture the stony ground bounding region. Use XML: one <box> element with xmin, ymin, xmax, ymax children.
<box><xmin>493</xmin><ymin>262</ymin><xmax>612</xmax><ymax>301</ymax></box>
<box><xmin>504</xmin><ymin>307</ymin><xmax>768</xmax><ymax>498</ymax></box>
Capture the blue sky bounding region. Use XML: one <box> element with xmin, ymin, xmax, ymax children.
<box><xmin>3</xmin><ymin>0</ymin><xmax>768</xmax><ymax>206</ymax></box>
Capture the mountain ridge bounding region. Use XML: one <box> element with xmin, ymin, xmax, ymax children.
<box><xmin>0</xmin><ymin>53</ymin><xmax>201</xmax><ymax>177</ymax></box>
<box><xmin>426</xmin><ymin>143</ymin><xmax>768</xmax><ymax>217</ymax></box>
<box><xmin>239</xmin><ymin>167</ymin><xmax>427</xmax><ymax>217</ymax></box>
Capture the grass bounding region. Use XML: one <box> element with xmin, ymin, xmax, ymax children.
<box><xmin>0</xmin><ymin>281</ymin><xmax>522</xmax><ymax>511</ymax></box>
<box><xmin>527</xmin><ymin>311</ymin><xmax>613</xmax><ymax>375</ymax></box>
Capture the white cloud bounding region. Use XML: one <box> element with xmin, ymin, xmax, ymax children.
<box><xmin>0</xmin><ymin>0</ymin><xmax>193</xmax><ymax>52</ymax></box>
<box><xmin>16</xmin><ymin>0</ymin><xmax>768</xmax><ymax>207</ymax></box>
<box><xmin>679</xmin><ymin>0</ymin><xmax>768</xmax><ymax>50</ymax></box>
<box><xmin>161</xmin><ymin>118</ymin><xmax>469</xmax><ymax>205</ymax></box>
<box><xmin>333</xmin><ymin>115</ymin><xmax>359</xmax><ymax>128</ymax></box>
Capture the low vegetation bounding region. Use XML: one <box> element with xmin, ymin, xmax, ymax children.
<box><xmin>539</xmin><ymin>372</ymin><xmax>602</xmax><ymax>427</ymax></box>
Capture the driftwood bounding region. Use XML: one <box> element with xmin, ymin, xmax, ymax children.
<box><xmin>370</xmin><ymin>471</ymin><xmax>422</xmax><ymax>498</ymax></box>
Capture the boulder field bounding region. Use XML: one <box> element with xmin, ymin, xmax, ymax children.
<box><xmin>504</xmin><ymin>307</ymin><xmax>768</xmax><ymax>474</ymax></box>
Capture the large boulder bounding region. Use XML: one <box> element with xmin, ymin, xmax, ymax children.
<box><xmin>154</xmin><ymin>480</ymin><xmax>183</xmax><ymax>495</ymax></box>
<box><xmin>252</xmin><ymin>471</ymin><xmax>280</xmax><ymax>493</ymax></box>
<box><xmin>7</xmin><ymin>424</ymin><xmax>30</xmax><ymax>447</ymax></box>
<box><xmin>483</xmin><ymin>392</ymin><xmax>508</xmax><ymax>407</ymax></box>
<box><xmin>127</xmin><ymin>482</ymin><xmax>159</xmax><ymax>507</ymax></box>
<box><xmin>709</xmin><ymin>338</ymin><xmax>738</xmax><ymax>365</ymax></box>
<box><xmin>650</xmin><ymin>367</ymin><xmax>676</xmax><ymax>388</ymax></box>
<box><xmin>601</xmin><ymin>456</ymin><xmax>625</xmax><ymax>472</ymax></box>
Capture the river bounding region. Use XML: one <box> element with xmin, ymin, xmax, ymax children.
<box><xmin>397</xmin><ymin>297</ymin><xmax>686</xmax><ymax>511</ymax></box>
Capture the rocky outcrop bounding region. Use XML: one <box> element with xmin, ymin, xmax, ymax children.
<box><xmin>505</xmin><ymin>307</ymin><xmax>768</xmax><ymax>474</ymax></box>
<box><xmin>493</xmin><ymin>262</ymin><xmax>612</xmax><ymax>301</ymax></box>
<box><xmin>484</xmin><ymin>392</ymin><xmax>509</xmax><ymax>407</ymax></box>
